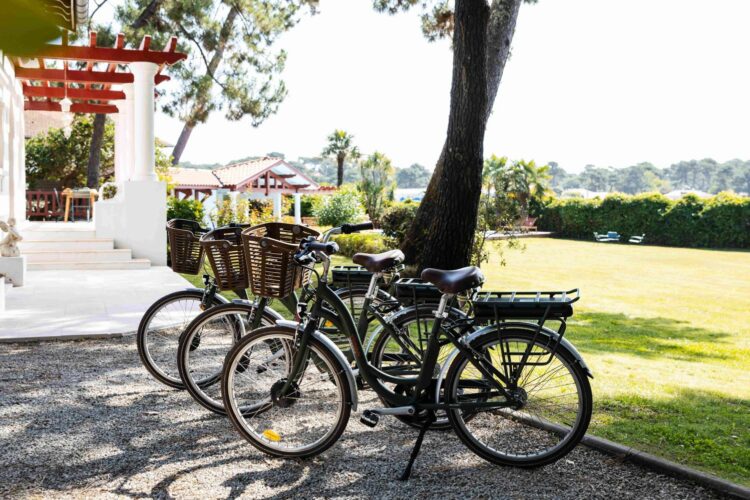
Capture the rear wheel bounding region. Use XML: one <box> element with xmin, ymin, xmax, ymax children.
<box><xmin>222</xmin><ymin>326</ymin><xmax>352</xmax><ymax>458</ymax></box>
<box><xmin>137</xmin><ymin>289</ymin><xmax>224</xmax><ymax>389</ymax></box>
<box><xmin>446</xmin><ymin>329</ymin><xmax>592</xmax><ymax>467</ymax></box>
<box><xmin>177</xmin><ymin>303</ymin><xmax>278</xmax><ymax>415</ymax></box>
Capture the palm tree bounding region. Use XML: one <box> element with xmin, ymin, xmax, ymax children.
<box><xmin>507</xmin><ymin>160</ymin><xmax>551</xmax><ymax>218</ymax></box>
<box><xmin>482</xmin><ymin>155</ymin><xmax>509</xmax><ymax>197</ymax></box>
<box><xmin>322</xmin><ymin>129</ymin><xmax>360</xmax><ymax>187</ymax></box>
<box><xmin>358</xmin><ymin>152</ymin><xmax>395</xmax><ymax>222</ymax></box>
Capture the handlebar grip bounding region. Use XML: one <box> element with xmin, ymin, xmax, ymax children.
<box><xmin>303</xmin><ymin>241</ymin><xmax>339</xmax><ymax>255</ymax></box>
<box><xmin>341</xmin><ymin>221</ymin><xmax>374</xmax><ymax>234</ymax></box>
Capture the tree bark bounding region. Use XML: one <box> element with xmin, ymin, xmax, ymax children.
<box><xmin>400</xmin><ymin>0</ymin><xmax>489</xmax><ymax>271</ymax></box>
<box><xmin>171</xmin><ymin>6</ymin><xmax>239</xmax><ymax>165</ymax></box>
<box><xmin>171</xmin><ymin>123</ymin><xmax>193</xmax><ymax>167</ymax></box>
<box><xmin>336</xmin><ymin>153</ymin><xmax>345</xmax><ymax>186</ymax></box>
<box><xmin>86</xmin><ymin>113</ymin><xmax>107</xmax><ymax>188</ymax></box>
<box><xmin>131</xmin><ymin>0</ymin><xmax>165</xmax><ymax>29</ymax></box>
<box><xmin>401</xmin><ymin>0</ymin><xmax>522</xmax><ymax>269</ymax></box>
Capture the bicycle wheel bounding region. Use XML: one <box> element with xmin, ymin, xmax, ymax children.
<box><xmin>369</xmin><ymin>305</ymin><xmax>470</xmax><ymax>429</ymax></box>
<box><xmin>445</xmin><ymin>329</ymin><xmax>592</xmax><ymax>467</ymax></box>
<box><xmin>177</xmin><ymin>302</ymin><xmax>278</xmax><ymax>415</ymax></box>
<box><xmin>222</xmin><ymin>325</ymin><xmax>352</xmax><ymax>458</ymax></box>
<box><xmin>137</xmin><ymin>289</ymin><xmax>225</xmax><ymax>389</ymax></box>
<box><xmin>333</xmin><ymin>286</ymin><xmax>395</xmax><ymax>350</ymax></box>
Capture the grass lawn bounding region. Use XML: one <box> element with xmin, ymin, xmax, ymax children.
<box><xmin>477</xmin><ymin>238</ymin><xmax>750</xmax><ymax>485</ymax></box>
<box><xmin>184</xmin><ymin>238</ymin><xmax>750</xmax><ymax>485</ymax></box>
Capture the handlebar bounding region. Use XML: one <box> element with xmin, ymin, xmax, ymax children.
<box><xmin>301</xmin><ymin>240</ymin><xmax>339</xmax><ymax>255</ymax></box>
<box><xmin>341</xmin><ymin>222</ymin><xmax>374</xmax><ymax>234</ymax></box>
<box><xmin>320</xmin><ymin>220</ymin><xmax>374</xmax><ymax>243</ymax></box>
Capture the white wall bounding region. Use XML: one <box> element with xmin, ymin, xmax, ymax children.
<box><xmin>0</xmin><ymin>53</ymin><xmax>25</xmax><ymax>224</ymax></box>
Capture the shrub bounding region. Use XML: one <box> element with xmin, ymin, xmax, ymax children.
<box><xmin>332</xmin><ymin>233</ymin><xmax>389</xmax><ymax>257</ymax></box>
<box><xmin>380</xmin><ymin>202</ymin><xmax>418</xmax><ymax>247</ymax></box>
<box><xmin>167</xmin><ymin>197</ymin><xmax>205</xmax><ymax>224</ymax></box>
<box><xmin>101</xmin><ymin>182</ymin><xmax>117</xmax><ymax>200</ymax></box>
<box><xmin>314</xmin><ymin>186</ymin><xmax>365</xmax><ymax>227</ymax></box>
<box><xmin>538</xmin><ymin>192</ymin><xmax>750</xmax><ymax>248</ymax></box>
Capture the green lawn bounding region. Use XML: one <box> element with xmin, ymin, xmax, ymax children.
<box><xmin>184</xmin><ymin>238</ymin><xmax>750</xmax><ymax>484</ymax></box>
<box><xmin>473</xmin><ymin>239</ymin><xmax>750</xmax><ymax>485</ymax></box>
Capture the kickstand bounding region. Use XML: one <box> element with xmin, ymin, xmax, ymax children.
<box><xmin>399</xmin><ymin>411</ymin><xmax>436</xmax><ymax>481</ymax></box>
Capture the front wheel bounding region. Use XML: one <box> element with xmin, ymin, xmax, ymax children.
<box><xmin>445</xmin><ymin>329</ymin><xmax>592</xmax><ymax>467</ymax></box>
<box><xmin>137</xmin><ymin>289</ymin><xmax>225</xmax><ymax>389</ymax></box>
<box><xmin>222</xmin><ymin>326</ymin><xmax>352</xmax><ymax>458</ymax></box>
<box><xmin>177</xmin><ymin>303</ymin><xmax>278</xmax><ymax>415</ymax></box>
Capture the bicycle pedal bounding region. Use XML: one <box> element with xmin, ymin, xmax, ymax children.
<box><xmin>360</xmin><ymin>410</ymin><xmax>380</xmax><ymax>428</ymax></box>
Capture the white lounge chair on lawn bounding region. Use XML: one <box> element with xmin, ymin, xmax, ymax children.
<box><xmin>629</xmin><ymin>234</ymin><xmax>645</xmax><ymax>244</ymax></box>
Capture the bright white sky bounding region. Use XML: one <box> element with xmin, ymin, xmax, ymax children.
<box><xmin>143</xmin><ymin>0</ymin><xmax>750</xmax><ymax>173</ymax></box>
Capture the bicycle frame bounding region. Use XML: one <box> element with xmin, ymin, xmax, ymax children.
<box><xmin>281</xmin><ymin>255</ymin><xmax>519</xmax><ymax>413</ymax></box>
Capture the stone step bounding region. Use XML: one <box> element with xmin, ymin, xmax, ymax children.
<box><xmin>27</xmin><ymin>259</ymin><xmax>151</xmax><ymax>271</ymax></box>
<box><xmin>22</xmin><ymin>229</ymin><xmax>97</xmax><ymax>241</ymax></box>
<box><xmin>19</xmin><ymin>239</ymin><xmax>115</xmax><ymax>251</ymax></box>
<box><xmin>24</xmin><ymin>249</ymin><xmax>133</xmax><ymax>263</ymax></box>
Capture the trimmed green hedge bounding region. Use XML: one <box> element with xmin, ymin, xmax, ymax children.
<box><xmin>538</xmin><ymin>192</ymin><xmax>750</xmax><ymax>249</ymax></box>
<box><xmin>332</xmin><ymin>233</ymin><xmax>389</xmax><ymax>257</ymax></box>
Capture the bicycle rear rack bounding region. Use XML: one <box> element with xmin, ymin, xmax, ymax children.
<box><xmin>472</xmin><ymin>289</ymin><xmax>580</xmax><ymax>376</ymax></box>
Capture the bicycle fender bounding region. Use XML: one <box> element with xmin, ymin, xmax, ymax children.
<box><xmin>434</xmin><ymin>322</ymin><xmax>593</xmax><ymax>405</ymax></box>
<box><xmin>276</xmin><ymin>320</ymin><xmax>358</xmax><ymax>411</ymax></box>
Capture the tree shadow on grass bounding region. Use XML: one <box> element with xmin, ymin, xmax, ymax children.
<box><xmin>590</xmin><ymin>387</ymin><xmax>750</xmax><ymax>486</ymax></box>
<box><xmin>568</xmin><ymin>311</ymin><xmax>740</xmax><ymax>362</ymax></box>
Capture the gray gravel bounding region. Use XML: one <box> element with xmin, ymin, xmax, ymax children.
<box><xmin>0</xmin><ymin>337</ymin><xmax>726</xmax><ymax>499</ymax></box>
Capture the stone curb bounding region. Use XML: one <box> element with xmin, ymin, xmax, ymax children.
<box><xmin>581</xmin><ymin>434</ymin><xmax>750</xmax><ymax>499</ymax></box>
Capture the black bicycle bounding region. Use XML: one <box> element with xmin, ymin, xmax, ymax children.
<box><xmin>175</xmin><ymin>222</ymin><xmax>396</xmax><ymax>415</ymax></box>
<box><xmin>221</xmin><ymin>238</ymin><xmax>593</xmax><ymax>478</ymax></box>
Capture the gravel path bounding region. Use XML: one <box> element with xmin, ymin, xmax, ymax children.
<box><xmin>0</xmin><ymin>337</ymin><xmax>725</xmax><ymax>499</ymax></box>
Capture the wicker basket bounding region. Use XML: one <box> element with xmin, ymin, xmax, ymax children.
<box><xmin>241</xmin><ymin>223</ymin><xmax>320</xmax><ymax>298</ymax></box>
<box><xmin>200</xmin><ymin>225</ymin><xmax>251</xmax><ymax>291</ymax></box>
<box><xmin>167</xmin><ymin>219</ymin><xmax>209</xmax><ymax>275</ymax></box>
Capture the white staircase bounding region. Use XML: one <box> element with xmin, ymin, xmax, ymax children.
<box><xmin>19</xmin><ymin>223</ymin><xmax>150</xmax><ymax>270</ymax></box>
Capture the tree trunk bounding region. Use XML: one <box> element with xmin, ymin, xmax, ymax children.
<box><xmin>131</xmin><ymin>0</ymin><xmax>165</xmax><ymax>29</ymax></box>
<box><xmin>86</xmin><ymin>113</ymin><xmax>106</xmax><ymax>188</ymax></box>
<box><xmin>171</xmin><ymin>123</ymin><xmax>194</xmax><ymax>165</ymax></box>
<box><xmin>401</xmin><ymin>0</ymin><xmax>489</xmax><ymax>271</ymax></box>
<box><xmin>401</xmin><ymin>0</ymin><xmax>522</xmax><ymax>269</ymax></box>
<box><xmin>336</xmin><ymin>154</ymin><xmax>345</xmax><ymax>187</ymax></box>
<box><xmin>170</xmin><ymin>6</ymin><xmax>239</xmax><ymax>165</ymax></box>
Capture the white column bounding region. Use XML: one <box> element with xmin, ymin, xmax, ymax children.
<box><xmin>130</xmin><ymin>63</ymin><xmax>158</xmax><ymax>182</ymax></box>
<box><xmin>113</xmin><ymin>98</ymin><xmax>127</xmax><ymax>185</ymax></box>
<box><xmin>121</xmin><ymin>84</ymin><xmax>134</xmax><ymax>182</ymax></box>
<box><xmin>293</xmin><ymin>193</ymin><xmax>302</xmax><ymax>224</ymax></box>
<box><xmin>273</xmin><ymin>192</ymin><xmax>282</xmax><ymax>221</ymax></box>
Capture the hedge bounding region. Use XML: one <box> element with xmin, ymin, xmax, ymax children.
<box><xmin>538</xmin><ymin>192</ymin><xmax>750</xmax><ymax>249</ymax></box>
<box><xmin>331</xmin><ymin>233</ymin><xmax>389</xmax><ymax>257</ymax></box>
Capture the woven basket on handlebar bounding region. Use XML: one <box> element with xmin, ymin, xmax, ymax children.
<box><xmin>241</xmin><ymin>223</ymin><xmax>320</xmax><ymax>298</ymax></box>
<box><xmin>200</xmin><ymin>225</ymin><xmax>252</xmax><ymax>291</ymax></box>
<box><xmin>167</xmin><ymin>219</ymin><xmax>210</xmax><ymax>275</ymax></box>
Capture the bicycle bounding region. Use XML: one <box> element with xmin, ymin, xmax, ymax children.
<box><xmin>221</xmin><ymin>238</ymin><xmax>593</xmax><ymax>478</ymax></box>
<box><xmin>136</xmin><ymin>220</ymin><xmax>267</xmax><ymax>389</ymax></box>
<box><xmin>176</xmin><ymin>222</ymin><xmax>318</xmax><ymax>414</ymax></box>
<box><xmin>174</xmin><ymin>220</ymin><xmax>452</xmax><ymax>416</ymax></box>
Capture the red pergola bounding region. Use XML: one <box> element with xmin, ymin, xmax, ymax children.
<box><xmin>15</xmin><ymin>32</ymin><xmax>185</xmax><ymax>115</ymax></box>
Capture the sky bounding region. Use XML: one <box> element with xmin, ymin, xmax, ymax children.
<box><xmin>118</xmin><ymin>0</ymin><xmax>750</xmax><ymax>173</ymax></box>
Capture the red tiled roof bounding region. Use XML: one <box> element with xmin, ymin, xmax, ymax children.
<box><xmin>168</xmin><ymin>167</ymin><xmax>221</xmax><ymax>188</ymax></box>
<box><xmin>212</xmin><ymin>157</ymin><xmax>283</xmax><ymax>188</ymax></box>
